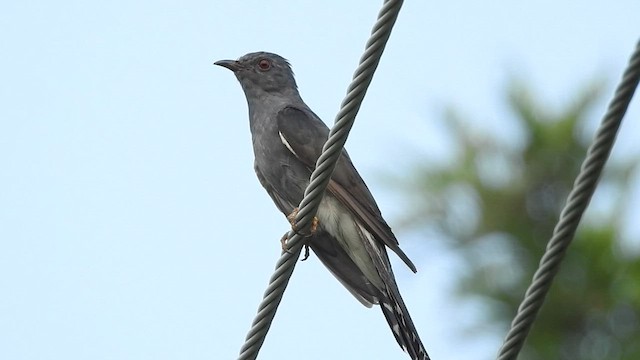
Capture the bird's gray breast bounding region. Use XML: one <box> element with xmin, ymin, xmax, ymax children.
<box><xmin>251</xmin><ymin>113</ymin><xmax>310</xmax><ymax>208</ymax></box>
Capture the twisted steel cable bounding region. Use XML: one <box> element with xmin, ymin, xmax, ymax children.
<box><xmin>497</xmin><ymin>39</ymin><xmax>640</xmax><ymax>360</ymax></box>
<box><xmin>236</xmin><ymin>1</ymin><xmax>404</xmax><ymax>359</ymax></box>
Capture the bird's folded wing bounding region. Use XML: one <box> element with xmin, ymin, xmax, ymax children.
<box><xmin>276</xmin><ymin>106</ymin><xmax>416</xmax><ymax>272</ymax></box>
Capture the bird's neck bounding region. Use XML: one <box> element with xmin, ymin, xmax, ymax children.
<box><xmin>246</xmin><ymin>88</ymin><xmax>304</xmax><ymax>113</ymax></box>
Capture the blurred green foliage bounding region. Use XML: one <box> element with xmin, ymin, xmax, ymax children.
<box><xmin>399</xmin><ymin>80</ymin><xmax>640</xmax><ymax>359</ymax></box>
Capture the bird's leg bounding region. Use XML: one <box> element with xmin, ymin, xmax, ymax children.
<box><xmin>287</xmin><ymin>207</ymin><xmax>320</xmax><ymax>236</ymax></box>
<box><xmin>310</xmin><ymin>216</ymin><xmax>319</xmax><ymax>234</ymax></box>
<box><xmin>282</xmin><ymin>207</ymin><xmax>318</xmax><ymax>260</ymax></box>
<box><xmin>286</xmin><ymin>208</ymin><xmax>298</xmax><ymax>229</ymax></box>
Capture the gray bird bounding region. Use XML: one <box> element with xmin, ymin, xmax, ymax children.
<box><xmin>215</xmin><ymin>52</ymin><xmax>429</xmax><ymax>360</ymax></box>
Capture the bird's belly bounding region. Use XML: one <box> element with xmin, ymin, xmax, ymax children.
<box><xmin>316</xmin><ymin>195</ymin><xmax>347</xmax><ymax>238</ymax></box>
<box><xmin>316</xmin><ymin>195</ymin><xmax>383</xmax><ymax>289</ymax></box>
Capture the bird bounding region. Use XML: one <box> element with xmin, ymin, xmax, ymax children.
<box><xmin>215</xmin><ymin>52</ymin><xmax>430</xmax><ymax>360</ymax></box>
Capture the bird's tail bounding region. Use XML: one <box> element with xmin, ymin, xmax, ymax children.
<box><xmin>379</xmin><ymin>291</ymin><xmax>430</xmax><ymax>360</ymax></box>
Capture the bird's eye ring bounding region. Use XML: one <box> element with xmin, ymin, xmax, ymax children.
<box><xmin>258</xmin><ymin>59</ymin><xmax>271</xmax><ymax>71</ymax></box>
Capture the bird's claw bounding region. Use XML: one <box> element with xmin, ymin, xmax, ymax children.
<box><xmin>280</xmin><ymin>231</ymin><xmax>311</xmax><ymax>261</ymax></box>
<box><xmin>301</xmin><ymin>243</ymin><xmax>310</xmax><ymax>261</ymax></box>
<box><xmin>280</xmin><ymin>232</ymin><xmax>293</xmax><ymax>254</ymax></box>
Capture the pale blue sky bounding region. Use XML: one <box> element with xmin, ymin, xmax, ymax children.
<box><xmin>1</xmin><ymin>1</ymin><xmax>639</xmax><ymax>360</ymax></box>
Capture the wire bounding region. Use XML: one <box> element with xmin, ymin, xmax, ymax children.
<box><xmin>236</xmin><ymin>1</ymin><xmax>405</xmax><ymax>359</ymax></box>
<box><xmin>497</xmin><ymin>39</ymin><xmax>640</xmax><ymax>360</ymax></box>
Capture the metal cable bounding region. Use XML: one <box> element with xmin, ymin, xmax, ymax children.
<box><xmin>497</xmin><ymin>39</ymin><xmax>640</xmax><ymax>360</ymax></box>
<box><xmin>236</xmin><ymin>1</ymin><xmax>405</xmax><ymax>359</ymax></box>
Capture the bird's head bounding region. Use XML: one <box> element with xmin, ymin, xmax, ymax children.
<box><xmin>215</xmin><ymin>52</ymin><xmax>299</xmax><ymax>99</ymax></box>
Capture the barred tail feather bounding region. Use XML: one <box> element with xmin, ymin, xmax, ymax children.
<box><xmin>379</xmin><ymin>292</ymin><xmax>430</xmax><ymax>360</ymax></box>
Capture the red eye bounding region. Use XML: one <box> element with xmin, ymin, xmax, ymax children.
<box><xmin>258</xmin><ymin>59</ymin><xmax>271</xmax><ymax>71</ymax></box>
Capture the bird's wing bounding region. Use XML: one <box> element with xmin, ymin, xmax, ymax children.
<box><xmin>256</xmin><ymin>146</ymin><xmax>381</xmax><ymax>307</ymax></box>
<box><xmin>278</xmin><ymin>106</ymin><xmax>430</xmax><ymax>358</ymax></box>
<box><xmin>276</xmin><ymin>106</ymin><xmax>416</xmax><ymax>272</ymax></box>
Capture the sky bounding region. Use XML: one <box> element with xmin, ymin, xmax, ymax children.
<box><xmin>1</xmin><ymin>1</ymin><xmax>639</xmax><ymax>360</ymax></box>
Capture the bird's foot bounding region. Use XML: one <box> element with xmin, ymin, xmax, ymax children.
<box><xmin>282</xmin><ymin>207</ymin><xmax>317</xmax><ymax>261</ymax></box>
<box><xmin>280</xmin><ymin>232</ymin><xmax>293</xmax><ymax>254</ymax></box>
<box><xmin>280</xmin><ymin>231</ymin><xmax>311</xmax><ymax>261</ymax></box>
<box><xmin>287</xmin><ymin>207</ymin><xmax>319</xmax><ymax>237</ymax></box>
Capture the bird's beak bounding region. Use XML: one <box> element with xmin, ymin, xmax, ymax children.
<box><xmin>214</xmin><ymin>59</ymin><xmax>241</xmax><ymax>72</ymax></box>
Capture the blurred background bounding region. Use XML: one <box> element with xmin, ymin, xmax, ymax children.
<box><xmin>1</xmin><ymin>1</ymin><xmax>639</xmax><ymax>359</ymax></box>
